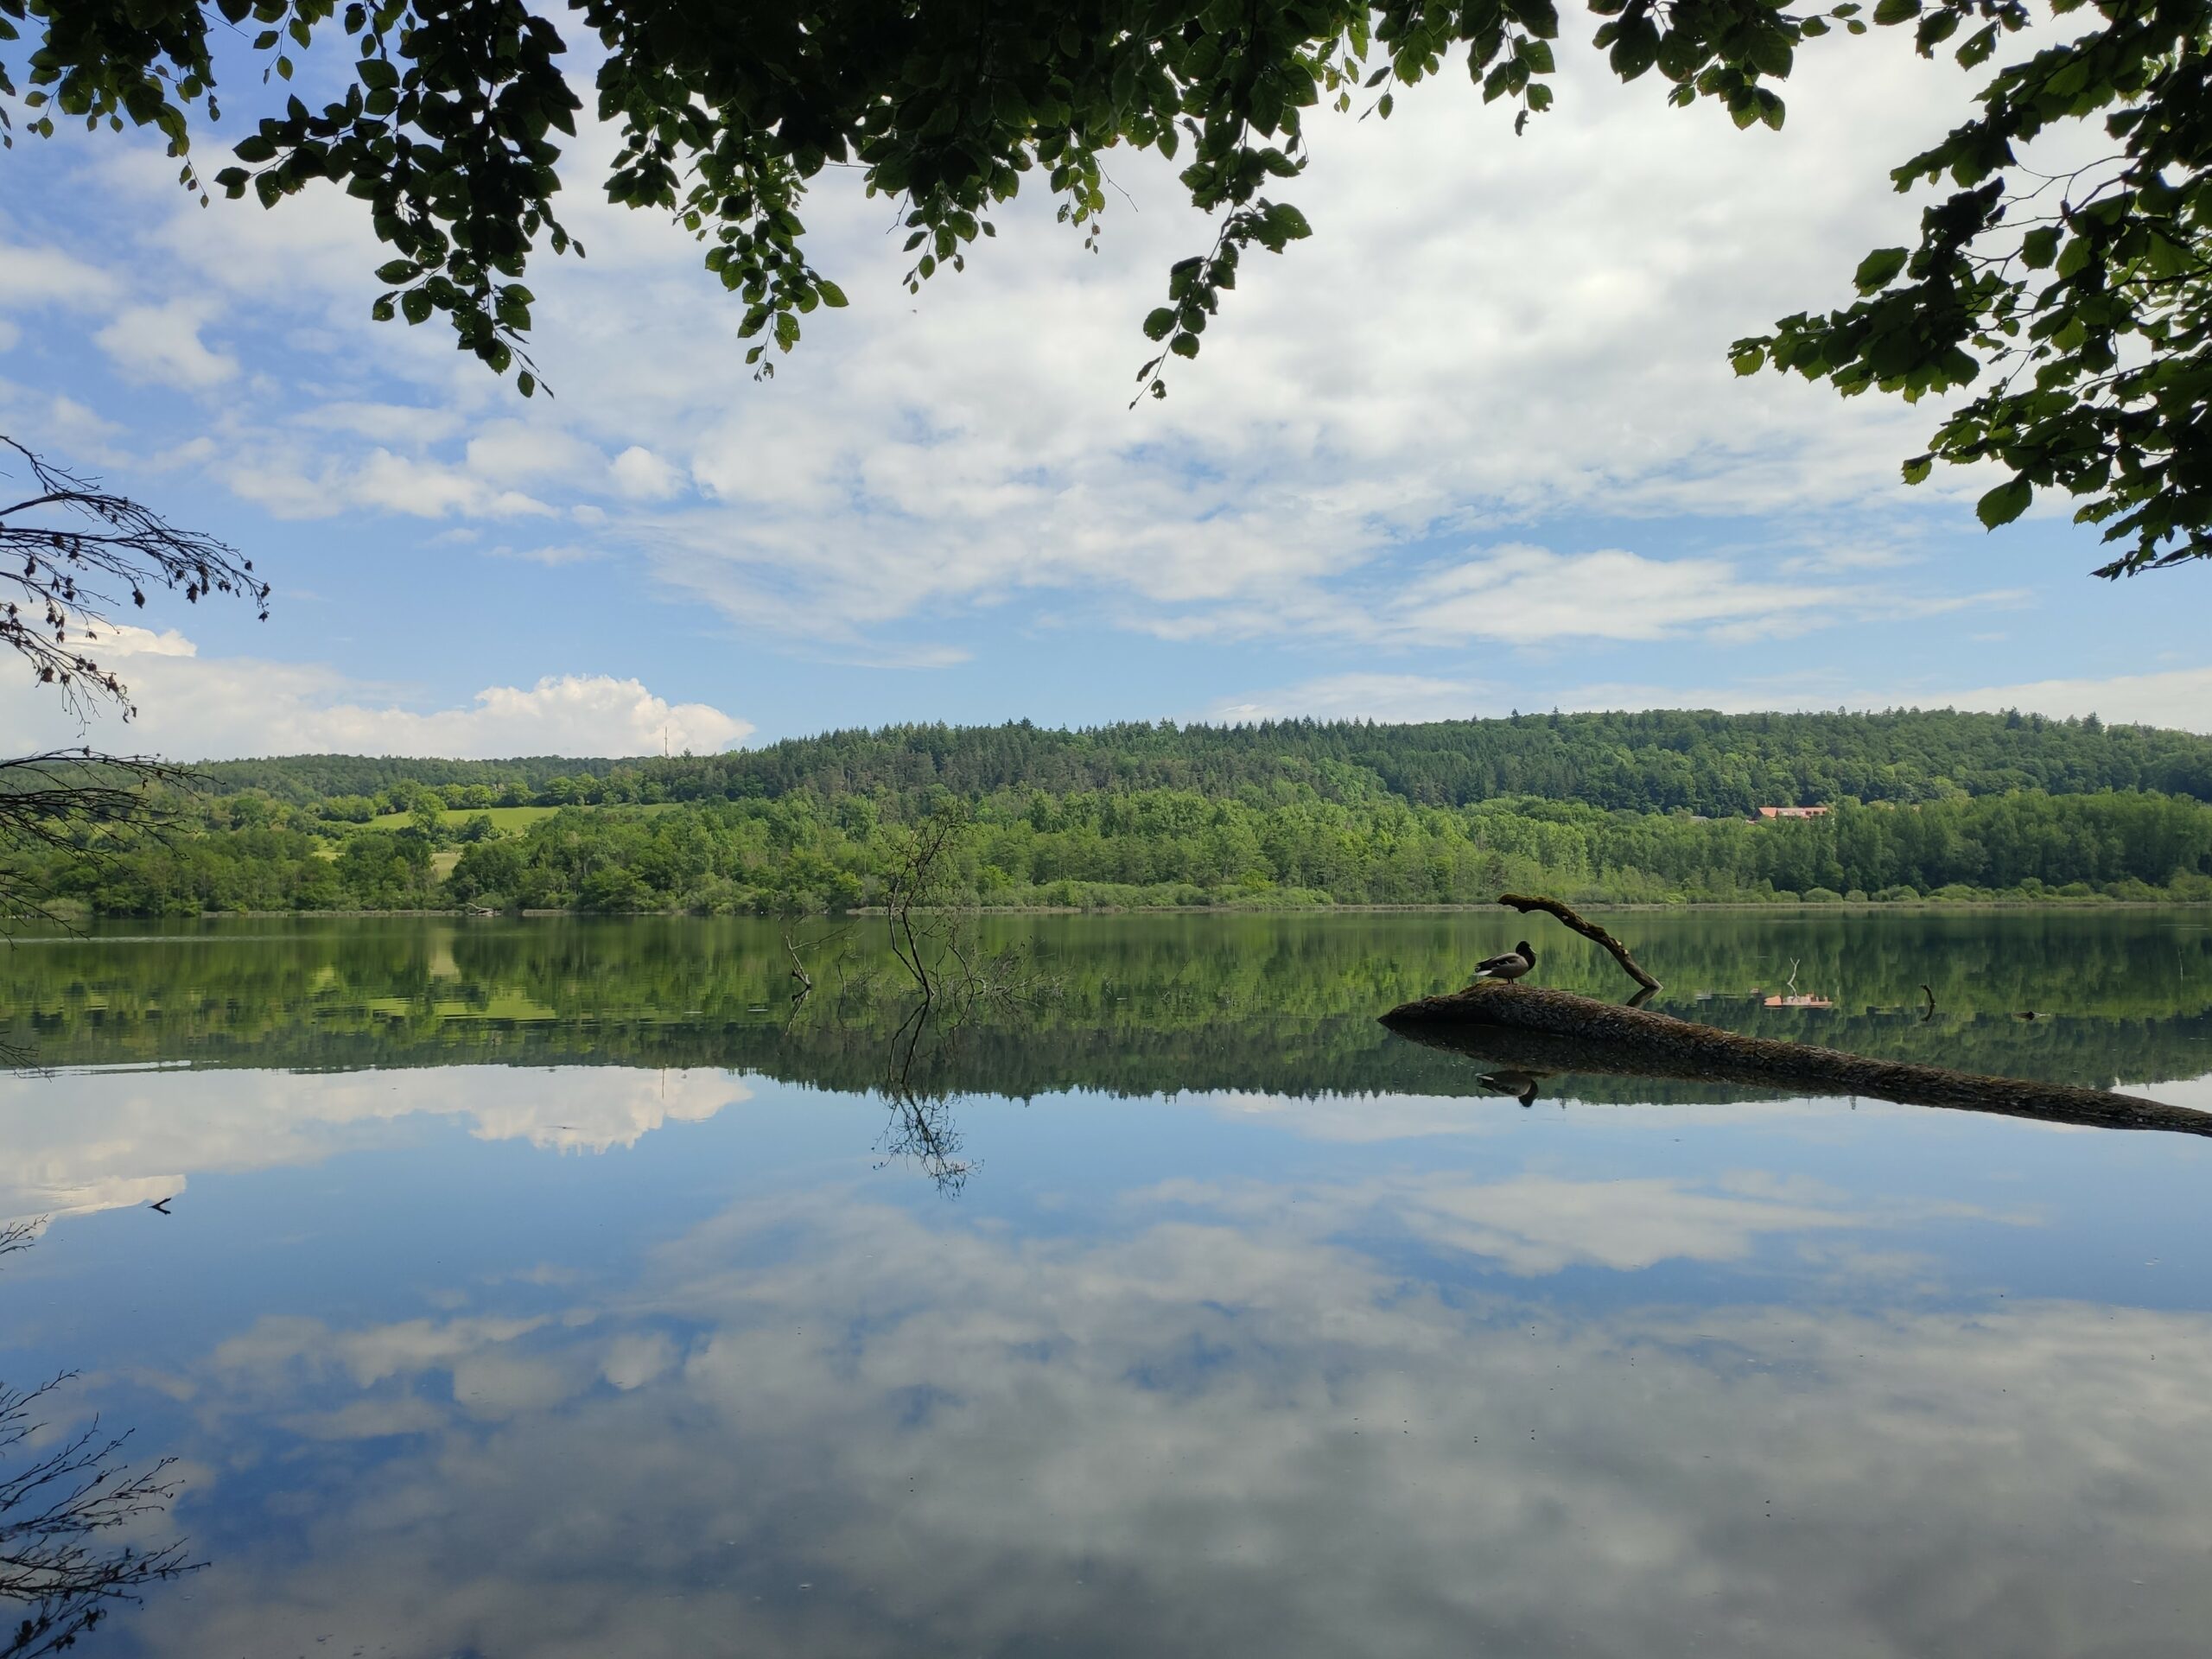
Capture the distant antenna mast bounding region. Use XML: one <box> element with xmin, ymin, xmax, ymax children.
<box><xmin>662</xmin><ymin>723</ymin><xmax>669</xmax><ymax>759</ymax></box>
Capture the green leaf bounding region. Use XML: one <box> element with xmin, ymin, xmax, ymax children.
<box><xmin>817</xmin><ymin>280</ymin><xmax>849</xmax><ymax>308</ymax></box>
<box><xmin>1142</xmin><ymin>307</ymin><xmax>1178</xmax><ymax>341</ymax></box>
<box><xmin>1976</xmin><ymin>476</ymin><xmax>2031</xmax><ymax>529</ymax></box>
<box><xmin>1853</xmin><ymin>246</ymin><xmax>1909</xmax><ymax>293</ymax></box>
<box><xmin>1871</xmin><ymin>0</ymin><xmax>1921</xmax><ymax>23</ymax></box>
<box><xmin>1747</xmin><ymin>32</ymin><xmax>1794</xmax><ymax>79</ymax></box>
<box><xmin>2020</xmin><ymin>227</ymin><xmax>2059</xmax><ymax>269</ymax></box>
<box><xmin>1609</xmin><ymin>20</ymin><xmax>1659</xmax><ymax>80</ymax></box>
<box><xmin>1901</xmin><ymin>454</ymin><xmax>1933</xmax><ymax>485</ymax></box>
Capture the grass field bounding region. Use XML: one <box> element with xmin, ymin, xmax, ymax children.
<box><xmin>365</xmin><ymin>803</ymin><xmax>681</xmax><ymax>833</ymax></box>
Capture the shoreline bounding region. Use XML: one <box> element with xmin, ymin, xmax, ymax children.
<box><xmin>25</xmin><ymin>898</ymin><xmax>2212</xmax><ymax>924</ymax></box>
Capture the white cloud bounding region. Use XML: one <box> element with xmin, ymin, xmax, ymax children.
<box><xmin>1210</xmin><ymin>653</ymin><xmax>2212</xmax><ymax>735</ymax></box>
<box><xmin>92</xmin><ymin>297</ymin><xmax>238</xmax><ymax>389</ymax></box>
<box><xmin>1944</xmin><ymin>664</ymin><xmax>2212</xmax><ymax>734</ymax></box>
<box><xmin>0</xmin><ymin>241</ymin><xmax>121</xmax><ymax>308</ymax></box>
<box><xmin>21</xmin><ymin>32</ymin><xmax>2027</xmax><ymax>666</ymax></box>
<box><xmin>89</xmin><ymin>622</ymin><xmax>197</xmax><ymax>658</ymax></box>
<box><xmin>0</xmin><ymin>632</ymin><xmax>750</xmax><ymax>760</ymax></box>
<box><xmin>302</xmin><ymin>401</ymin><xmax>466</xmax><ymax>445</ymax></box>
<box><xmin>0</xmin><ymin>24</ymin><xmax>2160</xmax><ymax>748</ymax></box>
<box><xmin>1205</xmin><ymin>674</ymin><xmax>1495</xmax><ymax>725</ymax></box>
<box><xmin>611</xmin><ymin>444</ymin><xmax>683</xmax><ymax>500</ymax></box>
<box><xmin>489</xmin><ymin>541</ymin><xmax>606</xmax><ymax>567</ymax></box>
<box><xmin>1384</xmin><ymin>544</ymin><xmax>1840</xmax><ymax>644</ymax></box>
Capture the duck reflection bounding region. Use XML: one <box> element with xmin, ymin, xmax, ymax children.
<box><xmin>1475</xmin><ymin>1068</ymin><xmax>1548</xmax><ymax>1108</ymax></box>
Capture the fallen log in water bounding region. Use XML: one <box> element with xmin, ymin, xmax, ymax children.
<box><xmin>1379</xmin><ymin>981</ymin><xmax>2212</xmax><ymax>1139</ymax></box>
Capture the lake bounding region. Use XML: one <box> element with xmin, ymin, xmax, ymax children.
<box><xmin>3</xmin><ymin>910</ymin><xmax>2210</xmax><ymax>1657</ymax></box>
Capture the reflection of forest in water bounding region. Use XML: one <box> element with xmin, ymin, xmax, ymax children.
<box><xmin>3</xmin><ymin>912</ymin><xmax>2208</xmax><ymax>1104</ymax></box>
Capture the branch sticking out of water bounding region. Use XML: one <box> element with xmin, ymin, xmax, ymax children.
<box><xmin>1497</xmin><ymin>893</ymin><xmax>1662</xmax><ymax>995</ymax></box>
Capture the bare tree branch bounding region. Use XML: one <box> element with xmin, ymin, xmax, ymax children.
<box><xmin>0</xmin><ymin>437</ymin><xmax>267</xmax><ymax>725</ymax></box>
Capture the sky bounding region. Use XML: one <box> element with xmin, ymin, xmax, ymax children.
<box><xmin>1</xmin><ymin>20</ymin><xmax>2207</xmax><ymax>762</ymax></box>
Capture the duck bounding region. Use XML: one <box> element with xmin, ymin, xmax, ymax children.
<box><xmin>1471</xmin><ymin>941</ymin><xmax>1536</xmax><ymax>983</ymax></box>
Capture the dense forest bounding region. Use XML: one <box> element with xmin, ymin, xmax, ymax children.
<box><xmin>198</xmin><ymin>709</ymin><xmax>2212</xmax><ymax>816</ymax></box>
<box><xmin>12</xmin><ymin>711</ymin><xmax>2212</xmax><ymax>916</ymax></box>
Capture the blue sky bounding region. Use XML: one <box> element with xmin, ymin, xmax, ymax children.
<box><xmin>1</xmin><ymin>24</ymin><xmax>2206</xmax><ymax>760</ymax></box>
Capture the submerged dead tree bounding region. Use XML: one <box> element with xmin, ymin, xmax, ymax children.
<box><xmin>0</xmin><ymin>1221</ymin><xmax>200</xmax><ymax>1659</ymax></box>
<box><xmin>1382</xmin><ymin>982</ymin><xmax>2212</xmax><ymax>1139</ymax></box>
<box><xmin>786</xmin><ymin>805</ymin><xmax>1055</xmax><ymax>1191</ymax></box>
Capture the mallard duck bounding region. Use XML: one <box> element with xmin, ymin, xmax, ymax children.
<box><xmin>1472</xmin><ymin>941</ymin><xmax>1536</xmax><ymax>982</ymax></box>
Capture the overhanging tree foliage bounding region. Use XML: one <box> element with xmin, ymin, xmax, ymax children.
<box><xmin>3</xmin><ymin>2</ymin><xmax>2207</xmax><ymax>572</ymax></box>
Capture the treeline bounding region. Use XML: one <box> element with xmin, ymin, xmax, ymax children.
<box><xmin>20</xmin><ymin>785</ymin><xmax>2212</xmax><ymax>917</ymax></box>
<box><xmin>190</xmin><ymin>709</ymin><xmax>2212</xmax><ymax>818</ymax></box>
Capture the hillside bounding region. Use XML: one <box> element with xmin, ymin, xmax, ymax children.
<box><xmin>196</xmin><ymin>709</ymin><xmax>2212</xmax><ymax>815</ymax></box>
<box><xmin>22</xmin><ymin>709</ymin><xmax>2212</xmax><ymax>918</ymax></box>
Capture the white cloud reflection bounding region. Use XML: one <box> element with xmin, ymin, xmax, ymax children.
<box><xmin>111</xmin><ymin>1180</ymin><xmax>2212</xmax><ymax>1659</ymax></box>
<box><xmin>0</xmin><ymin>1066</ymin><xmax>750</xmax><ymax>1222</ymax></box>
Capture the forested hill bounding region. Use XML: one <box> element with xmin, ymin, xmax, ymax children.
<box><xmin>199</xmin><ymin>709</ymin><xmax>2212</xmax><ymax>815</ymax></box>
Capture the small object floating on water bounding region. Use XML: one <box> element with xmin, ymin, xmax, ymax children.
<box><xmin>1471</xmin><ymin>941</ymin><xmax>1536</xmax><ymax>983</ymax></box>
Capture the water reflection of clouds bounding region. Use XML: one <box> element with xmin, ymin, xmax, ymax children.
<box><xmin>1199</xmin><ymin>1086</ymin><xmax>1953</xmax><ymax>1143</ymax></box>
<box><xmin>1</xmin><ymin>1065</ymin><xmax>1929</xmax><ymax>1229</ymax></box>
<box><xmin>2125</xmin><ymin>1071</ymin><xmax>2212</xmax><ymax>1112</ymax></box>
<box><xmin>1147</xmin><ymin>1170</ymin><xmax>2025</xmax><ymax>1278</ymax></box>
<box><xmin>0</xmin><ymin>1066</ymin><xmax>751</xmax><ymax>1221</ymax></box>
<box><xmin>126</xmin><ymin>1183</ymin><xmax>2212</xmax><ymax>1659</ymax></box>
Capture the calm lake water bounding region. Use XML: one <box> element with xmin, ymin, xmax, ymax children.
<box><xmin>3</xmin><ymin>910</ymin><xmax>2211</xmax><ymax>1657</ymax></box>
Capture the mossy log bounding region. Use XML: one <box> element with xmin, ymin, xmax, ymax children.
<box><xmin>1380</xmin><ymin>981</ymin><xmax>2212</xmax><ymax>1139</ymax></box>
